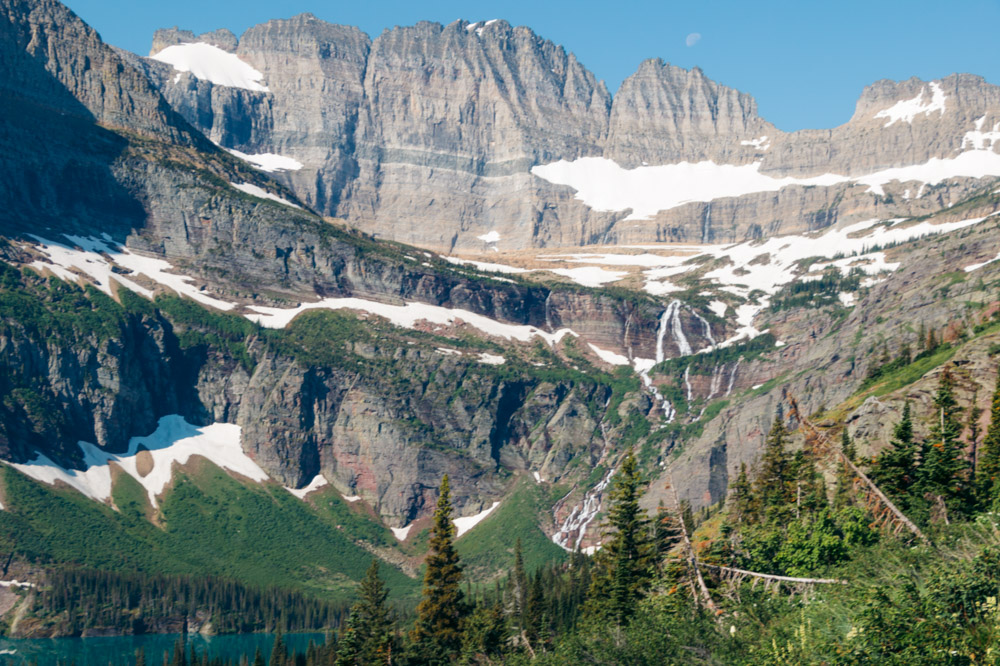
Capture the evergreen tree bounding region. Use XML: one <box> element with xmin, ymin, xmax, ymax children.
<box><xmin>755</xmin><ymin>415</ymin><xmax>794</xmax><ymax>520</ymax></box>
<box><xmin>251</xmin><ymin>648</ymin><xmax>265</xmax><ymax>666</ymax></box>
<box><xmin>919</xmin><ymin>367</ymin><xmax>973</xmax><ymax>517</ymax></box>
<box><xmin>524</xmin><ymin>570</ymin><xmax>545</xmax><ymax>645</ymax></box>
<box><xmin>269</xmin><ymin>627</ymin><xmax>288</xmax><ymax>666</ymax></box>
<box><xmin>870</xmin><ymin>402</ymin><xmax>919</xmax><ymax>510</ymax></box>
<box><xmin>653</xmin><ymin>501</ymin><xmax>682</xmax><ymax>556</ymax></box>
<box><xmin>978</xmin><ymin>367</ymin><xmax>1000</xmax><ymax>507</ymax></box>
<box><xmin>136</xmin><ymin>648</ymin><xmax>146</xmax><ymax>666</ymax></box>
<box><xmin>510</xmin><ymin>537</ymin><xmax>528</xmax><ymax>631</ymax></box>
<box><xmin>409</xmin><ymin>475</ymin><xmax>466</xmax><ymax>664</ymax></box>
<box><xmin>352</xmin><ymin>559</ymin><xmax>395</xmax><ymax>665</ymax></box>
<box><xmin>586</xmin><ymin>449</ymin><xmax>655</xmax><ymax>625</ymax></box>
<box><xmin>459</xmin><ymin>602</ymin><xmax>507</xmax><ymax>663</ymax></box>
<box><xmin>335</xmin><ymin>615</ymin><xmax>361</xmax><ymax>666</ymax></box>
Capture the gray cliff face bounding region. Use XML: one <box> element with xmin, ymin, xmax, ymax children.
<box><xmin>341</xmin><ymin>19</ymin><xmax>611</xmax><ymax>251</ymax></box>
<box><xmin>605</xmin><ymin>58</ymin><xmax>774</xmax><ymax>168</ymax></box>
<box><xmin>147</xmin><ymin>18</ymin><xmax>1000</xmax><ymax>250</ymax></box>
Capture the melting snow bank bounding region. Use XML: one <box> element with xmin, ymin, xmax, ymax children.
<box><xmin>151</xmin><ymin>43</ymin><xmax>269</xmax><ymax>92</ymax></box>
<box><xmin>6</xmin><ymin>416</ymin><xmax>267</xmax><ymax>508</ymax></box>
<box><xmin>230</xmin><ymin>183</ymin><xmax>302</xmax><ymax>209</ymax></box>
<box><xmin>246</xmin><ymin>297</ymin><xmax>577</xmax><ymax>345</ymax></box>
<box><xmin>588</xmin><ymin>343</ymin><xmax>630</xmax><ymax>366</ymax></box>
<box><xmin>390</xmin><ymin>525</ymin><xmax>412</xmax><ymax>541</ymax></box>
<box><xmin>553</xmin><ymin>468</ymin><xmax>615</xmax><ymax>551</ymax></box>
<box><xmin>531</xmin><ymin>149</ymin><xmax>1000</xmax><ymax>220</ymax></box>
<box><xmin>0</xmin><ymin>580</ymin><xmax>34</xmax><ymax>589</ymax></box>
<box><xmin>548</xmin><ymin>266</ymin><xmax>628</xmax><ymax>287</ymax></box>
<box><xmin>28</xmin><ymin>234</ymin><xmax>235</xmax><ymax>311</ymax></box>
<box><xmin>874</xmin><ymin>82</ymin><xmax>947</xmax><ymax>127</ymax></box>
<box><xmin>965</xmin><ymin>251</ymin><xmax>1000</xmax><ymax>272</ymax></box>
<box><xmin>454</xmin><ymin>501</ymin><xmax>501</xmax><ymax>538</ymax></box>
<box><xmin>477</xmin><ymin>353</ymin><xmax>506</xmax><ymax>365</ymax></box>
<box><xmin>285</xmin><ymin>475</ymin><xmax>329</xmax><ymax>499</ymax></box>
<box><xmin>225</xmin><ymin>148</ymin><xmax>303</xmax><ymax>173</ymax></box>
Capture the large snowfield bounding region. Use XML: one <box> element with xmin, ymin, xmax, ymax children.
<box><xmin>151</xmin><ymin>42</ymin><xmax>269</xmax><ymax>92</ymax></box>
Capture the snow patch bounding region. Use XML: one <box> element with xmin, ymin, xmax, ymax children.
<box><xmin>477</xmin><ymin>231</ymin><xmax>501</xmax><ymax>244</ymax></box>
<box><xmin>548</xmin><ymin>266</ymin><xmax>628</xmax><ymax>287</ymax></box>
<box><xmin>454</xmin><ymin>501</ymin><xmax>500</xmax><ymax>537</ymax></box>
<box><xmin>442</xmin><ymin>257</ymin><xmax>528</xmax><ymax>274</ymax></box>
<box><xmin>588</xmin><ymin>343</ymin><xmax>630</xmax><ymax>366</ymax></box>
<box><xmin>390</xmin><ymin>525</ymin><xmax>412</xmax><ymax>541</ymax></box>
<box><xmin>231</xmin><ymin>183</ymin><xmax>302</xmax><ymax>209</ymax></box>
<box><xmin>963</xmin><ymin>119</ymin><xmax>1000</xmax><ymax>151</ymax></box>
<box><xmin>964</xmin><ymin>251</ymin><xmax>1000</xmax><ymax>272</ymax></box>
<box><xmin>0</xmin><ymin>580</ymin><xmax>33</xmax><ymax>589</ymax></box>
<box><xmin>246</xmin><ymin>297</ymin><xmax>577</xmax><ymax>346</ymax></box>
<box><xmin>708</xmin><ymin>300</ymin><xmax>728</xmax><ymax>318</ymax></box>
<box><xmin>530</xmin><ymin>148</ymin><xmax>1000</xmax><ymax>221</ymax></box>
<box><xmin>7</xmin><ymin>416</ymin><xmax>268</xmax><ymax>508</ymax></box>
<box><xmin>28</xmin><ymin>235</ymin><xmax>234</xmax><ymax>311</ymax></box>
<box><xmin>286</xmin><ymin>475</ymin><xmax>328</xmax><ymax>499</ymax></box>
<box><xmin>342</xmin><ymin>495</ymin><xmax>361</xmax><ymax>503</ymax></box>
<box><xmin>152</xmin><ymin>43</ymin><xmax>269</xmax><ymax>92</ymax></box>
<box><xmin>226</xmin><ymin>148</ymin><xmax>303</xmax><ymax>173</ymax></box>
<box><xmin>874</xmin><ymin>82</ymin><xmax>947</xmax><ymax>127</ymax></box>
<box><xmin>477</xmin><ymin>353</ymin><xmax>506</xmax><ymax>365</ymax></box>
<box><xmin>740</xmin><ymin>136</ymin><xmax>770</xmax><ymax>150</ymax></box>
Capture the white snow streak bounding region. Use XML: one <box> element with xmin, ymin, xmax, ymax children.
<box><xmin>7</xmin><ymin>416</ymin><xmax>267</xmax><ymax>508</ymax></box>
<box><xmin>285</xmin><ymin>475</ymin><xmax>329</xmax><ymax>499</ymax></box>
<box><xmin>246</xmin><ymin>297</ymin><xmax>578</xmax><ymax>346</ymax></box>
<box><xmin>226</xmin><ymin>148</ymin><xmax>303</xmax><ymax>173</ymax></box>
<box><xmin>547</xmin><ymin>266</ymin><xmax>628</xmax><ymax>287</ymax></box>
<box><xmin>152</xmin><ymin>43</ymin><xmax>269</xmax><ymax>92</ymax></box>
<box><xmin>531</xmin><ymin>146</ymin><xmax>1000</xmax><ymax>220</ymax></box>
<box><xmin>28</xmin><ymin>235</ymin><xmax>235</xmax><ymax>311</ymax></box>
<box><xmin>874</xmin><ymin>82</ymin><xmax>947</xmax><ymax>127</ymax></box>
<box><xmin>588</xmin><ymin>343</ymin><xmax>630</xmax><ymax>366</ymax></box>
<box><xmin>477</xmin><ymin>353</ymin><xmax>506</xmax><ymax>365</ymax></box>
<box><xmin>454</xmin><ymin>501</ymin><xmax>500</xmax><ymax>537</ymax></box>
<box><xmin>390</xmin><ymin>525</ymin><xmax>412</xmax><ymax>541</ymax></box>
<box><xmin>231</xmin><ymin>183</ymin><xmax>302</xmax><ymax>209</ymax></box>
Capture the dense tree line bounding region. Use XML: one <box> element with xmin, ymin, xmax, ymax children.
<box><xmin>32</xmin><ymin>569</ymin><xmax>348</xmax><ymax>636</ymax></box>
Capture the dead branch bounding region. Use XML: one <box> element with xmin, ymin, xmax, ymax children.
<box><xmin>788</xmin><ymin>396</ymin><xmax>930</xmax><ymax>546</ymax></box>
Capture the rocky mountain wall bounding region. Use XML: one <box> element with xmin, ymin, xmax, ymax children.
<box><xmin>147</xmin><ymin>17</ymin><xmax>1000</xmax><ymax>250</ymax></box>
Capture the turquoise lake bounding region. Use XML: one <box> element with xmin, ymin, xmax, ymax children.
<box><xmin>0</xmin><ymin>632</ymin><xmax>327</xmax><ymax>665</ymax></box>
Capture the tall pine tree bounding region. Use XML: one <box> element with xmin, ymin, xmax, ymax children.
<box><xmin>409</xmin><ymin>475</ymin><xmax>466</xmax><ymax>664</ymax></box>
<box><xmin>586</xmin><ymin>449</ymin><xmax>655</xmax><ymax>625</ymax></box>
<box><xmin>918</xmin><ymin>367</ymin><xmax>973</xmax><ymax>518</ymax></box>
<box><xmin>352</xmin><ymin>559</ymin><xmax>396</xmax><ymax>664</ymax></box>
<box><xmin>870</xmin><ymin>402</ymin><xmax>919</xmax><ymax>510</ymax></box>
<box><xmin>755</xmin><ymin>414</ymin><xmax>794</xmax><ymax>521</ymax></box>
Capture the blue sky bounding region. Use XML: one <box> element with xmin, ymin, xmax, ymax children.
<box><xmin>65</xmin><ymin>0</ymin><xmax>1000</xmax><ymax>131</ymax></box>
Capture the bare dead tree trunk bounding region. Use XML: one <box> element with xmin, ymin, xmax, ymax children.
<box><xmin>667</xmin><ymin>472</ymin><xmax>718</xmax><ymax>614</ymax></box>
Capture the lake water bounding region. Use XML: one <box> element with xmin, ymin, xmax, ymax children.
<box><xmin>0</xmin><ymin>632</ymin><xmax>327</xmax><ymax>665</ymax></box>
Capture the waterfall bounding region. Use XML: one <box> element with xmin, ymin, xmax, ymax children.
<box><xmin>691</xmin><ymin>310</ymin><xmax>716</xmax><ymax>349</ymax></box>
<box><xmin>725</xmin><ymin>358</ymin><xmax>742</xmax><ymax>397</ymax></box>
<box><xmin>552</xmin><ymin>467</ymin><xmax>616</xmax><ymax>551</ymax></box>
<box><xmin>684</xmin><ymin>366</ymin><xmax>693</xmax><ymax>403</ymax></box>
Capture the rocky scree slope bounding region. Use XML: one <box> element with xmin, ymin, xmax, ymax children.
<box><xmin>145</xmin><ymin>18</ymin><xmax>1000</xmax><ymax>250</ymax></box>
